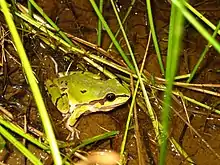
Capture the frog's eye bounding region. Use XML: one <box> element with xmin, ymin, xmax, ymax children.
<box><xmin>106</xmin><ymin>93</ymin><xmax>116</xmax><ymax>101</ymax></box>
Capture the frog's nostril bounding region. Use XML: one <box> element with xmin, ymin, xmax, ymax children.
<box><xmin>105</xmin><ymin>93</ymin><xmax>116</xmax><ymax>101</ymax></box>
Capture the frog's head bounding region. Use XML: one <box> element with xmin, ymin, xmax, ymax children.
<box><xmin>89</xmin><ymin>79</ymin><xmax>130</xmax><ymax>112</ymax></box>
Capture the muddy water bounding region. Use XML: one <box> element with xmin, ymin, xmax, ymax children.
<box><xmin>0</xmin><ymin>0</ymin><xmax>220</xmax><ymax>164</ymax></box>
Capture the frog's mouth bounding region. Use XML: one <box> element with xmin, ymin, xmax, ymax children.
<box><xmin>86</xmin><ymin>94</ymin><xmax>130</xmax><ymax>112</ymax></box>
<box><xmin>87</xmin><ymin>103</ymin><xmax>124</xmax><ymax>113</ymax></box>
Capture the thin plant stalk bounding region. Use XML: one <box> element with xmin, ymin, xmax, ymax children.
<box><xmin>97</xmin><ymin>0</ymin><xmax>103</xmax><ymax>46</ymax></box>
<box><xmin>184</xmin><ymin>1</ymin><xmax>220</xmax><ymax>36</ymax></box>
<box><xmin>89</xmin><ymin>0</ymin><xmax>135</xmax><ymax>71</ymax></box>
<box><xmin>29</xmin><ymin>0</ymin><xmax>74</xmax><ymax>46</ymax></box>
<box><xmin>110</xmin><ymin>0</ymin><xmax>160</xmax><ymax>141</ymax></box>
<box><xmin>187</xmin><ymin>21</ymin><xmax>220</xmax><ymax>83</ymax></box>
<box><xmin>108</xmin><ymin>0</ymin><xmax>136</xmax><ymax>50</ymax></box>
<box><xmin>0</xmin><ymin>1</ymin><xmax>62</xmax><ymax>164</ymax></box>
<box><xmin>160</xmin><ymin>1</ymin><xmax>184</xmax><ymax>164</ymax></box>
<box><xmin>27</xmin><ymin>0</ymin><xmax>33</xmax><ymax>17</ymax></box>
<box><xmin>146</xmin><ymin>0</ymin><xmax>165</xmax><ymax>75</ymax></box>
<box><xmin>151</xmin><ymin>84</ymin><xmax>220</xmax><ymax>114</ymax></box>
<box><xmin>133</xmin><ymin>32</ymin><xmax>152</xmax><ymax>165</ymax></box>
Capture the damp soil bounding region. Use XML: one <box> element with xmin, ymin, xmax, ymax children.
<box><xmin>0</xmin><ymin>0</ymin><xmax>220</xmax><ymax>164</ymax></box>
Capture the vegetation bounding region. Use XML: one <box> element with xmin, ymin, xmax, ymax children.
<box><xmin>0</xmin><ymin>0</ymin><xmax>219</xmax><ymax>164</ymax></box>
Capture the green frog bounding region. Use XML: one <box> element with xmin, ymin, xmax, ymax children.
<box><xmin>45</xmin><ymin>71</ymin><xmax>130</xmax><ymax>134</ymax></box>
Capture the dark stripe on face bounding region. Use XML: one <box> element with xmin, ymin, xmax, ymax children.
<box><xmin>88</xmin><ymin>94</ymin><xmax>129</xmax><ymax>106</ymax></box>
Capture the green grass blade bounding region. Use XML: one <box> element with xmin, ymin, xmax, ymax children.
<box><xmin>0</xmin><ymin>1</ymin><xmax>62</xmax><ymax>164</ymax></box>
<box><xmin>0</xmin><ymin>126</ymin><xmax>43</xmax><ymax>165</ymax></box>
<box><xmin>0</xmin><ymin>116</ymin><xmax>49</xmax><ymax>150</ymax></box>
<box><xmin>160</xmin><ymin>2</ymin><xmax>184</xmax><ymax>164</ymax></box>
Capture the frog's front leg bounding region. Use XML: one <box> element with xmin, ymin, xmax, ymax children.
<box><xmin>66</xmin><ymin>105</ymin><xmax>89</xmax><ymax>139</ymax></box>
<box><xmin>45</xmin><ymin>79</ymin><xmax>70</xmax><ymax>113</ymax></box>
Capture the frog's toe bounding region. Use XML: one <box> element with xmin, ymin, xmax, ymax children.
<box><xmin>66</xmin><ymin>126</ymin><xmax>80</xmax><ymax>140</ymax></box>
<box><xmin>72</xmin><ymin>127</ymin><xmax>80</xmax><ymax>139</ymax></box>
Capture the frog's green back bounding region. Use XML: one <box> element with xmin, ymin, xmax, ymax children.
<box><xmin>56</xmin><ymin>72</ymin><xmax>130</xmax><ymax>105</ymax></box>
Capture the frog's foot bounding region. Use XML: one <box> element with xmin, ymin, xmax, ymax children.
<box><xmin>66</xmin><ymin>124</ymin><xmax>80</xmax><ymax>140</ymax></box>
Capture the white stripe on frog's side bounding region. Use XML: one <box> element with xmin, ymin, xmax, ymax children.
<box><xmin>89</xmin><ymin>105</ymin><xmax>113</xmax><ymax>112</ymax></box>
<box><xmin>69</xmin><ymin>103</ymin><xmax>76</xmax><ymax>113</ymax></box>
<box><xmin>68</xmin><ymin>98</ymin><xmax>128</xmax><ymax>114</ymax></box>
